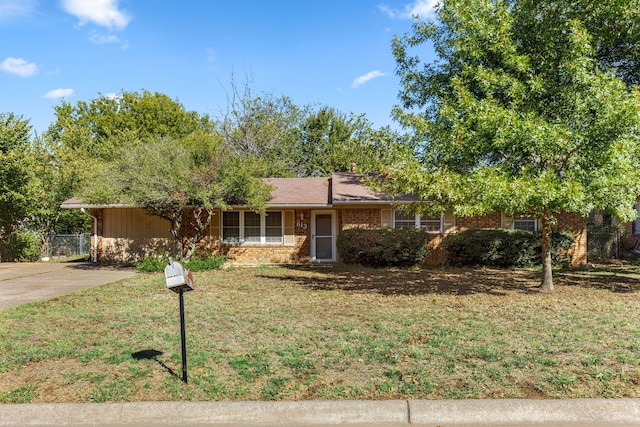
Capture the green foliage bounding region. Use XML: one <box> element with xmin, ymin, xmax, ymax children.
<box><xmin>298</xmin><ymin>107</ymin><xmax>382</xmax><ymax>177</ymax></box>
<box><xmin>55</xmin><ymin>210</ymin><xmax>91</xmax><ymax>234</ymax></box>
<box><xmin>136</xmin><ymin>252</ymin><xmax>227</xmax><ymax>273</ymax></box>
<box><xmin>443</xmin><ymin>229</ymin><xmax>574</xmax><ymax>267</ymax></box>
<box><xmin>48</xmin><ymin>89</ymin><xmax>214</xmax><ymax>161</ymax></box>
<box><xmin>0</xmin><ymin>229</ymin><xmax>40</xmax><ymax>262</ymax></box>
<box><xmin>183</xmin><ymin>254</ymin><xmax>228</xmax><ymax>272</ymax></box>
<box><xmin>0</xmin><ymin>114</ymin><xmax>35</xmax><ymax>231</ymax></box>
<box><xmin>337</xmin><ymin>228</ymin><xmax>429</xmax><ymax>267</ymax></box>
<box><xmin>135</xmin><ymin>252</ymin><xmax>169</xmax><ymax>273</ymax></box>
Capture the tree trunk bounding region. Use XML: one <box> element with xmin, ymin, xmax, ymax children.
<box><xmin>182</xmin><ymin>208</ymin><xmax>213</xmax><ymax>262</ymax></box>
<box><xmin>169</xmin><ymin>216</ymin><xmax>183</xmax><ymax>260</ymax></box>
<box><xmin>539</xmin><ymin>214</ymin><xmax>554</xmax><ymax>291</ymax></box>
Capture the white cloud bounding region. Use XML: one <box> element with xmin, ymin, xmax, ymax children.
<box><xmin>206</xmin><ymin>47</ymin><xmax>217</xmax><ymax>63</ymax></box>
<box><xmin>89</xmin><ymin>30</ymin><xmax>121</xmax><ymax>45</ymax></box>
<box><xmin>0</xmin><ymin>0</ymin><xmax>37</xmax><ymax>20</ymax></box>
<box><xmin>379</xmin><ymin>0</ymin><xmax>438</xmax><ymax>19</ymax></box>
<box><xmin>62</xmin><ymin>0</ymin><xmax>131</xmax><ymax>30</ymax></box>
<box><xmin>1</xmin><ymin>57</ymin><xmax>37</xmax><ymax>77</ymax></box>
<box><xmin>44</xmin><ymin>88</ymin><xmax>74</xmax><ymax>99</ymax></box>
<box><xmin>352</xmin><ymin>70</ymin><xmax>386</xmax><ymax>88</ymax></box>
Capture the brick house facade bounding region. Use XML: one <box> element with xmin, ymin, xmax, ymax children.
<box><xmin>62</xmin><ymin>173</ymin><xmax>588</xmax><ymax>265</ymax></box>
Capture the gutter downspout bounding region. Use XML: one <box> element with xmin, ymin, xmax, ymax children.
<box><xmin>81</xmin><ymin>208</ymin><xmax>98</xmax><ymax>263</ymax></box>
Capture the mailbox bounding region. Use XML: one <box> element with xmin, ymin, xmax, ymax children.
<box><xmin>164</xmin><ymin>258</ymin><xmax>194</xmax><ymax>293</ymax></box>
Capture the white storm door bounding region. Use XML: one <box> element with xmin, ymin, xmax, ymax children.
<box><xmin>311</xmin><ymin>211</ymin><xmax>335</xmax><ymax>261</ymax></box>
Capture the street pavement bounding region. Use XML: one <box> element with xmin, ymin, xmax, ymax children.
<box><xmin>0</xmin><ymin>261</ymin><xmax>137</xmax><ymax>309</ymax></box>
<box><xmin>1</xmin><ymin>263</ymin><xmax>639</xmax><ymax>426</ymax></box>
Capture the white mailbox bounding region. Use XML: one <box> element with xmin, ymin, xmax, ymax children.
<box><xmin>164</xmin><ymin>258</ymin><xmax>194</xmax><ymax>293</ymax></box>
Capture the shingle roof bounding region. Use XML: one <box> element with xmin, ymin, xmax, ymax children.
<box><xmin>331</xmin><ymin>172</ymin><xmax>393</xmax><ymax>203</ymax></box>
<box><xmin>264</xmin><ymin>177</ymin><xmax>330</xmax><ymax>206</ymax></box>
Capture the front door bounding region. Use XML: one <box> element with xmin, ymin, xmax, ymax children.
<box><xmin>311</xmin><ymin>211</ymin><xmax>335</xmax><ymax>261</ymax></box>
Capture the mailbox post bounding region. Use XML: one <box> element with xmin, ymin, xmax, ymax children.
<box><xmin>164</xmin><ymin>258</ymin><xmax>194</xmax><ymax>384</ymax></box>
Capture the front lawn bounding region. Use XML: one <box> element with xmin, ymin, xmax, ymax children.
<box><xmin>1</xmin><ymin>263</ymin><xmax>639</xmax><ymax>402</ymax></box>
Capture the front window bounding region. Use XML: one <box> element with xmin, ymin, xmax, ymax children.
<box><xmin>513</xmin><ymin>216</ymin><xmax>537</xmax><ymax>232</ymax></box>
<box><xmin>222</xmin><ymin>211</ymin><xmax>283</xmax><ymax>244</ymax></box>
<box><xmin>265</xmin><ymin>212</ymin><xmax>283</xmax><ymax>243</ymax></box>
<box><xmin>222</xmin><ymin>211</ymin><xmax>240</xmax><ymax>242</ymax></box>
<box><xmin>393</xmin><ymin>210</ymin><xmax>443</xmax><ymax>233</ymax></box>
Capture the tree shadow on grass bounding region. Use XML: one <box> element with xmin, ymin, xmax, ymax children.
<box><xmin>132</xmin><ymin>349</ymin><xmax>181</xmax><ymax>380</ymax></box>
<box><xmin>261</xmin><ymin>263</ymin><xmax>640</xmax><ymax>296</ymax></box>
<box><xmin>555</xmin><ymin>264</ymin><xmax>640</xmax><ymax>293</ymax></box>
<box><xmin>260</xmin><ymin>264</ymin><xmax>544</xmax><ymax>296</ymax></box>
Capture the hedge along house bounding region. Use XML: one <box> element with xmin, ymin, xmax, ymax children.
<box><xmin>61</xmin><ymin>172</ymin><xmax>588</xmax><ymax>265</ymax></box>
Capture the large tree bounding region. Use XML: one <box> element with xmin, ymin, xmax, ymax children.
<box><xmin>26</xmin><ymin>135</ymin><xmax>86</xmax><ymax>257</ymax></box>
<box><xmin>386</xmin><ymin>0</ymin><xmax>640</xmax><ymax>290</ymax></box>
<box><xmin>82</xmin><ymin>132</ymin><xmax>272</xmax><ymax>261</ymax></box>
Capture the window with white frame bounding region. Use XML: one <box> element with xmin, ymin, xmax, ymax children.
<box><xmin>222</xmin><ymin>211</ymin><xmax>283</xmax><ymax>244</ymax></box>
<box><xmin>513</xmin><ymin>216</ymin><xmax>537</xmax><ymax>231</ymax></box>
<box><xmin>393</xmin><ymin>210</ymin><xmax>443</xmax><ymax>233</ymax></box>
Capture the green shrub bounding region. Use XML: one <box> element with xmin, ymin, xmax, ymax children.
<box><xmin>443</xmin><ymin>228</ymin><xmax>574</xmax><ymax>267</ymax></box>
<box><xmin>135</xmin><ymin>252</ymin><xmax>168</xmax><ymax>272</ymax></box>
<box><xmin>136</xmin><ymin>251</ymin><xmax>227</xmax><ymax>272</ymax></box>
<box><xmin>0</xmin><ymin>229</ymin><xmax>40</xmax><ymax>262</ymax></box>
<box><xmin>183</xmin><ymin>254</ymin><xmax>227</xmax><ymax>271</ymax></box>
<box><xmin>337</xmin><ymin>228</ymin><xmax>429</xmax><ymax>267</ymax></box>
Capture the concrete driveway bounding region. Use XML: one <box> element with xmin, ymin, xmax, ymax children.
<box><xmin>0</xmin><ymin>262</ymin><xmax>137</xmax><ymax>309</ymax></box>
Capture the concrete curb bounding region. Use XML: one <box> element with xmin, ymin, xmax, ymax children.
<box><xmin>1</xmin><ymin>399</ymin><xmax>639</xmax><ymax>426</ymax></box>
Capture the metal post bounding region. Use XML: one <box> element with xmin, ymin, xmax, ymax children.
<box><xmin>179</xmin><ymin>289</ymin><xmax>188</xmax><ymax>384</ymax></box>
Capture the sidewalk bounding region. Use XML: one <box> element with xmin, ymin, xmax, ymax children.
<box><xmin>1</xmin><ymin>399</ymin><xmax>639</xmax><ymax>426</ymax></box>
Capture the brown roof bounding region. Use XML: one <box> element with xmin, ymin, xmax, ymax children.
<box><xmin>331</xmin><ymin>173</ymin><xmax>393</xmax><ymax>203</ymax></box>
<box><xmin>264</xmin><ymin>177</ymin><xmax>330</xmax><ymax>206</ymax></box>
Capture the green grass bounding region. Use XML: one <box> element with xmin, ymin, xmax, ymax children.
<box><xmin>0</xmin><ymin>263</ymin><xmax>639</xmax><ymax>402</ymax></box>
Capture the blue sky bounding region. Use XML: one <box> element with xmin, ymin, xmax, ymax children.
<box><xmin>0</xmin><ymin>0</ymin><xmax>437</xmax><ymax>136</ymax></box>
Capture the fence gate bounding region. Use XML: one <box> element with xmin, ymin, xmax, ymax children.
<box><xmin>47</xmin><ymin>233</ymin><xmax>91</xmax><ymax>259</ymax></box>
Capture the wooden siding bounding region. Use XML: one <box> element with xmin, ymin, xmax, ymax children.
<box><xmin>101</xmin><ymin>208</ymin><xmax>173</xmax><ymax>263</ymax></box>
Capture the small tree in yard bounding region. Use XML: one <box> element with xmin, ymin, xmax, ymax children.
<box><xmin>385</xmin><ymin>0</ymin><xmax>640</xmax><ymax>290</ymax></box>
<box><xmin>82</xmin><ymin>132</ymin><xmax>272</xmax><ymax>261</ymax></box>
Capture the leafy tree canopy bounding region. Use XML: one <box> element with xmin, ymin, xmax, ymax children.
<box><xmin>82</xmin><ymin>132</ymin><xmax>272</xmax><ymax>260</ymax></box>
<box><xmin>0</xmin><ymin>113</ymin><xmax>35</xmax><ymax>231</ymax></box>
<box><xmin>47</xmin><ymin>89</ymin><xmax>214</xmax><ymax>161</ymax></box>
<box><xmin>386</xmin><ymin>0</ymin><xmax>640</xmax><ymax>290</ymax></box>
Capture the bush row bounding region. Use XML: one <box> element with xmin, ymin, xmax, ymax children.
<box><xmin>337</xmin><ymin>227</ymin><xmax>574</xmax><ymax>268</ymax></box>
<box><xmin>337</xmin><ymin>228</ymin><xmax>429</xmax><ymax>267</ymax></box>
<box><xmin>443</xmin><ymin>228</ymin><xmax>574</xmax><ymax>267</ymax></box>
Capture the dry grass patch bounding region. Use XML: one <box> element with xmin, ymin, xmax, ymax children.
<box><xmin>1</xmin><ymin>263</ymin><xmax>639</xmax><ymax>402</ymax></box>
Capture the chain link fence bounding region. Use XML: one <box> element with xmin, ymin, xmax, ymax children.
<box><xmin>46</xmin><ymin>233</ymin><xmax>92</xmax><ymax>259</ymax></box>
<box><xmin>587</xmin><ymin>227</ymin><xmax>622</xmax><ymax>260</ymax></box>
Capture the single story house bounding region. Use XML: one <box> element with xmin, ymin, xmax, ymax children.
<box><xmin>62</xmin><ymin>173</ymin><xmax>587</xmax><ymax>265</ymax></box>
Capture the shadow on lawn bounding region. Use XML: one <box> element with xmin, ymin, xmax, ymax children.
<box><xmin>262</xmin><ymin>265</ymin><xmax>543</xmax><ymax>296</ymax></box>
<box><xmin>555</xmin><ymin>264</ymin><xmax>640</xmax><ymax>293</ymax></box>
<box><xmin>132</xmin><ymin>349</ymin><xmax>181</xmax><ymax>380</ymax></box>
<box><xmin>262</xmin><ymin>264</ymin><xmax>640</xmax><ymax>296</ymax></box>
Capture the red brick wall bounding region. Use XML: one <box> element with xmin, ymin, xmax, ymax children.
<box><xmin>456</xmin><ymin>213</ymin><xmax>502</xmax><ymax>231</ymax></box>
<box><xmin>339</xmin><ymin>208</ymin><xmax>381</xmax><ymax>230</ymax></box>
